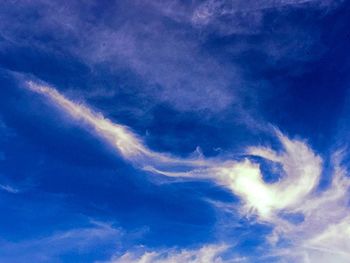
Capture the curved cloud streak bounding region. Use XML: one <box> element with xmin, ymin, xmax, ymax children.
<box><xmin>25</xmin><ymin>81</ymin><xmax>323</xmax><ymax>220</ymax></box>
<box><xmin>26</xmin><ymin>81</ymin><xmax>350</xmax><ymax>262</ymax></box>
<box><xmin>27</xmin><ymin>81</ymin><xmax>210</xmax><ymax>168</ymax></box>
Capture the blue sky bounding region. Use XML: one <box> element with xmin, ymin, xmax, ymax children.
<box><xmin>0</xmin><ymin>0</ymin><xmax>350</xmax><ymax>262</ymax></box>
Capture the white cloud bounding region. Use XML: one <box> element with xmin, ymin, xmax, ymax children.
<box><xmin>25</xmin><ymin>81</ymin><xmax>324</xmax><ymax>221</ymax></box>
<box><xmin>241</xmin><ymin>131</ymin><xmax>322</xmax><ymax>218</ymax></box>
<box><xmin>306</xmin><ymin>216</ymin><xmax>350</xmax><ymax>258</ymax></box>
<box><xmin>100</xmin><ymin>244</ymin><xmax>237</xmax><ymax>263</ymax></box>
<box><xmin>0</xmin><ymin>220</ymin><xmax>121</xmax><ymax>263</ymax></box>
<box><xmin>26</xmin><ymin>81</ymin><xmax>211</xmax><ymax>169</ymax></box>
<box><xmin>263</xmin><ymin>150</ymin><xmax>350</xmax><ymax>262</ymax></box>
<box><xmin>150</xmin><ymin>132</ymin><xmax>323</xmax><ymax>221</ymax></box>
<box><xmin>27</xmin><ymin>81</ymin><xmax>153</xmax><ymax>159</ymax></box>
<box><xmin>26</xmin><ymin>81</ymin><xmax>350</xmax><ymax>263</ymax></box>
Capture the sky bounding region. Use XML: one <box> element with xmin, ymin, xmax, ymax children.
<box><xmin>0</xmin><ymin>0</ymin><xmax>350</xmax><ymax>262</ymax></box>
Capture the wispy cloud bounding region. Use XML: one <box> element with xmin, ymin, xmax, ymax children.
<box><xmin>0</xmin><ymin>0</ymin><xmax>340</xmax><ymax>117</ymax></box>
<box><xmin>192</xmin><ymin>0</ymin><xmax>341</xmax><ymax>28</ymax></box>
<box><xmin>0</xmin><ymin>0</ymin><xmax>236</xmax><ymax>113</ymax></box>
<box><xmin>26</xmin><ymin>81</ymin><xmax>207</xmax><ymax>167</ymax></box>
<box><xmin>0</xmin><ymin>183</ymin><xmax>19</xmax><ymax>194</ymax></box>
<box><xmin>264</xmin><ymin>150</ymin><xmax>350</xmax><ymax>262</ymax></box>
<box><xmin>25</xmin><ymin>81</ymin><xmax>350</xmax><ymax>262</ymax></box>
<box><xmin>0</xmin><ymin>220</ymin><xmax>121</xmax><ymax>263</ymax></box>
<box><xmin>1</xmin><ymin>1</ymin><xmax>349</xmax><ymax>262</ymax></box>
<box><xmin>100</xmin><ymin>244</ymin><xmax>234</xmax><ymax>263</ymax></box>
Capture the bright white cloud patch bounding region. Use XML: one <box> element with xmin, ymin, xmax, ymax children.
<box><xmin>241</xmin><ymin>131</ymin><xmax>322</xmax><ymax>218</ymax></box>
<box><xmin>26</xmin><ymin>81</ymin><xmax>350</xmax><ymax>263</ymax></box>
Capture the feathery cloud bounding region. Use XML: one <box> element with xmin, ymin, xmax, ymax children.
<box><xmin>102</xmin><ymin>244</ymin><xmax>231</xmax><ymax>263</ymax></box>
<box><xmin>26</xmin><ymin>80</ymin><xmax>350</xmax><ymax>262</ymax></box>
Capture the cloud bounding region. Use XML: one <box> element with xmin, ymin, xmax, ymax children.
<box><xmin>80</xmin><ymin>22</ymin><xmax>236</xmax><ymax>113</ymax></box>
<box><xmin>1</xmin><ymin>2</ymin><xmax>349</xmax><ymax>262</ymax></box>
<box><xmin>146</xmin><ymin>131</ymin><xmax>323</xmax><ymax>221</ymax></box>
<box><xmin>0</xmin><ymin>220</ymin><xmax>121</xmax><ymax>263</ymax></box>
<box><xmin>305</xmin><ymin>216</ymin><xmax>350</xmax><ymax>260</ymax></box>
<box><xmin>191</xmin><ymin>0</ymin><xmax>341</xmax><ymax>29</ymax></box>
<box><xmin>26</xmin><ymin>81</ymin><xmax>207</xmax><ymax>168</ymax></box>
<box><xmin>1</xmin><ymin>0</ymin><xmax>340</xmax><ymax>116</ymax></box>
<box><xmin>0</xmin><ymin>184</ymin><xmax>19</xmax><ymax>194</ymax></box>
<box><xmin>26</xmin><ymin>81</ymin><xmax>148</xmax><ymax>159</ymax></box>
<box><xmin>25</xmin><ymin>81</ymin><xmax>321</xmax><ymax>219</ymax></box>
<box><xmin>100</xmin><ymin>244</ymin><xmax>235</xmax><ymax>263</ymax></box>
<box><xmin>25</xmin><ymin>81</ymin><xmax>350</xmax><ymax>263</ymax></box>
<box><xmin>0</xmin><ymin>0</ymin><xmax>237</xmax><ymax>113</ymax></box>
<box><xmin>262</xmin><ymin>149</ymin><xmax>350</xmax><ymax>262</ymax></box>
<box><xmin>242</xmin><ymin>131</ymin><xmax>322</xmax><ymax>218</ymax></box>
<box><xmin>189</xmin><ymin>0</ymin><xmax>339</xmax><ymax>74</ymax></box>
